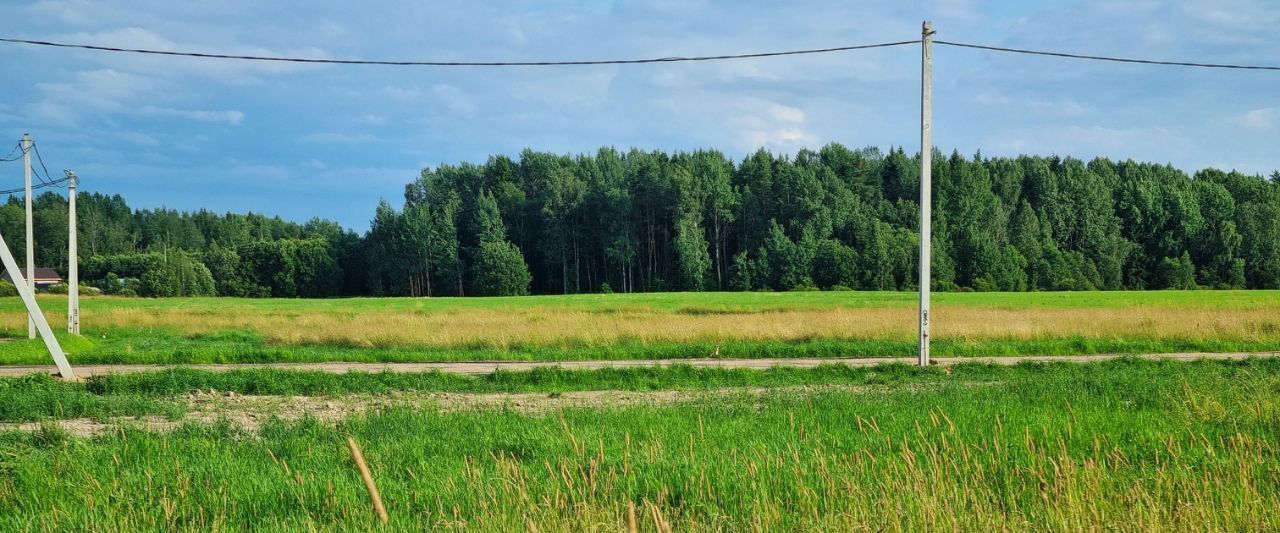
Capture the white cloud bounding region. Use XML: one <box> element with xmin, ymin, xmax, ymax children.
<box><xmin>985</xmin><ymin>124</ymin><xmax>1186</xmax><ymax>161</ymax></box>
<box><xmin>139</xmin><ymin>106</ymin><xmax>245</xmax><ymax>125</ymax></box>
<box><xmin>302</xmin><ymin>132</ymin><xmax>377</xmax><ymax>144</ymax></box>
<box><xmin>29</xmin><ymin>0</ymin><xmax>99</xmax><ymax>25</ymax></box>
<box><xmin>972</xmin><ymin>92</ymin><xmax>1093</xmax><ymax>117</ymax></box>
<box><xmin>733</xmin><ymin>100</ymin><xmax>818</xmax><ymax>153</ymax></box>
<box><xmin>116</xmin><ymin>130</ymin><xmax>159</xmax><ymax>146</ymax></box>
<box><xmin>55</xmin><ymin>27</ymin><xmax>330</xmax><ymax>82</ymax></box>
<box><xmin>432</xmin><ymin>84</ymin><xmax>477</xmax><ymax>116</ymax></box>
<box><xmin>35</xmin><ymin>69</ymin><xmax>153</xmax><ymax>111</ymax></box>
<box><xmin>1232</xmin><ymin>107</ymin><xmax>1278</xmax><ymax>131</ymax></box>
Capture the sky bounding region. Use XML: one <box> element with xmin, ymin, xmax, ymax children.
<box><xmin>1</xmin><ymin>0</ymin><xmax>1277</xmax><ymax>230</ymax></box>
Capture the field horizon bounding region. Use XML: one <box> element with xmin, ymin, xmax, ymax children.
<box><xmin>1</xmin><ymin>290</ymin><xmax>1278</xmax><ymax>366</ymax></box>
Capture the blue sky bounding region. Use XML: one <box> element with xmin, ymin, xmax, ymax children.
<box><xmin>1</xmin><ymin>0</ymin><xmax>1277</xmax><ymax>229</ymax></box>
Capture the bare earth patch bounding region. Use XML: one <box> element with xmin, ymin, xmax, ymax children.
<box><xmin>0</xmin><ymin>383</ymin><xmax>975</xmax><ymax>437</ymax></box>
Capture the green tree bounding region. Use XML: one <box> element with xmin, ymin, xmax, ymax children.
<box><xmin>470</xmin><ymin>191</ymin><xmax>532</xmax><ymax>296</ymax></box>
<box><xmin>1155</xmin><ymin>252</ymin><xmax>1197</xmax><ymax>289</ymax></box>
<box><xmin>472</xmin><ymin>241</ymin><xmax>531</xmax><ymax>296</ymax></box>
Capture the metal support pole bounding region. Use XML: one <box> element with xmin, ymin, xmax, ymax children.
<box><xmin>67</xmin><ymin>171</ymin><xmax>79</xmax><ymax>334</ymax></box>
<box><xmin>22</xmin><ymin>133</ymin><xmax>34</xmax><ymax>339</ymax></box>
<box><xmin>918</xmin><ymin>21</ymin><xmax>934</xmax><ymax>367</ymax></box>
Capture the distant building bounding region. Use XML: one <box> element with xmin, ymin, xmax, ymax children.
<box><xmin>1</xmin><ymin>267</ymin><xmax>63</xmax><ymax>289</ymax></box>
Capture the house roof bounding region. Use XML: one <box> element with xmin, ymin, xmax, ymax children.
<box><xmin>1</xmin><ymin>267</ymin><xmax>63</xmax><ymax>283</ymax></box>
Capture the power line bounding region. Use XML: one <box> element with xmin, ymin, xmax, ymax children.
<box><xmin>3</xmin><ymin>34</ymin><xmax>1279</xmax><ymax>70</ymax></box>
<box><xmin>935</xmin><ymin>40</ymin><xmax>1280</xmax><ymax>71</ymax></box>
<box><xmin>0</xmin><ymin>142</ymin><xmax>22</xmax><ymax>162</ymax></box>
<box><xmin>0</xmin><ymin>176</ymin><xmax>70</xmax><ymax>196</ymax></box>
<box><xmin>30</xmin><ymin>142</ymin><xmax>59</xmax><ymax>187</ymax></box>
<box><xmin>0</xmin><ymin>36</ymin><xmax>921</xmax><ymax>66</ymax></box>
<box><xmin>0</xmin><ymin>138</ymin><xmax>67</xmax><ymax>193</ymax></box>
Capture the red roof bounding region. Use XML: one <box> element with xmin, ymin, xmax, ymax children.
<box><xmin>1</xmin><ymin>267</ymin><xmax>63</xmax><ymax>283</ymax></box>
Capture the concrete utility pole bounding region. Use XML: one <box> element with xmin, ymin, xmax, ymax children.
<box><xmin>66</xmin><ymin>170</ymin><xmax>79</xmax><ymax>334</ymax></box>
<box><xmin>918</xmin><ymin>21</ymin><xmax>934</xmax><ymax>367</ymax></box>
<box><xmin>22</xmin><ymin>133</ymin><xmax>34</xmax><ymax>339</ymax></box>
<box><xmin>0</xmin><ymin>226</ymin><xmax>74</xmax><ymax>379</ymax></box>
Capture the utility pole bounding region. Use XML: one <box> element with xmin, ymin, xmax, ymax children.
<box><xmin>22</xmin><ymin>133</ymin><xmax>34</xmax><ymax>339</ymax></box>
<box><xmin>918</xmin><ymin>21</ymin><xmax>934</xmax><ymax>367</ymax></box>
<box><xmin>66</xmin><ymin>170</ymin><xmax>79</xmax><ymax>334</ymax></box>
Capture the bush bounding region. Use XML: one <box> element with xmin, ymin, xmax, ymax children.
<box><xmin>44</xmin><ymin>283</ymin><xmax>69</xmax><ymax>294</ymax></box>
<box><xmin>599</xmin><ymin>282</ymin><xmax>613</xmax><ymax>294</ymax></box>
<box><xmin>0</xmin><ymin>280</ymin><xmax>17</xmax><ymax>297</ymax></box>
<box><xmin>827</xmin><ymin>284</ymin><xmax>853</xmax><ymax>292</ymax></box>
<box><xmin>933</xmin><ymin>280</ymin><xmax>961</xmax><ymax>292</ymax></box>
<box><xmin>471</xmin><ymin>241</ymin><xmax>532</xmax><ymax>296</ymax></box>
<box><xmin>86</xmin><ymin>252</ymin><xmax>216</xmax><ymax>297</ymax></box>
<box><xmin>116</xmin><ymin>288</ymin><xmax>139</xmax><ymax>298</ymax></box>
<box><xmin>789</xmin><ymin>278</ymin><xmax>820</xmax><ymax>291</ymax></box>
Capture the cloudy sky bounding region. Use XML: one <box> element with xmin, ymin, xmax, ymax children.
<box><xmin>1</xmin><ymin>0</ymin><xmax>1277</xmax><ymax>229</ymax></box>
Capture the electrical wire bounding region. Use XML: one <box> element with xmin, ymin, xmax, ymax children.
<box><xmin>0</xmin><ymin>36</ymin><xmax>921</xmax><ymax>66</ymax></box>
<box><xmin>0</xmin><ymin>176</ymin><xmax>70</xmax><ymax>196</ymax></box>
<box><xmin>0</xmin><ymin>139</ymin><xmax>68</xmax><ymax>193</ymax></box>
<box><xmin>30</xmin><ymin>161</ymin><xmax>54</xmax><ymax>187</ymax></box>
<box><xmin>0</xmin><ymin>142</ymin><xmax>22</xmax><ymax>162</ymax></box>
<box><xmin>935</xmin><ymin>40</ymin><xmax>1280</xmax><ymax>71</ymax></box>
<box><xmin>30</xmin><ymin>142</ymin><xmax>60</xmax><ymax>187</ymax></box>
<box><xmin>3</xmin><ymin>34</ymin><xmax>1279</xmax><ymax>70</ymax></box>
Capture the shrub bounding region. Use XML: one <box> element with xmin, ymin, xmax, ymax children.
<box><xmin>933</xmin><ymin>280</ymin><xmax>961</xmax><ymax>292</ymax></box>
<box><xmin>471</xmin><ymin>241</ymin><xmax>531</xmax><ymax>296</ymax></box>
<box><xmin>0</xmin><ymin>280</ymin><xmax>17</xmax><ymax>297</ymax></box>
<box><xmin>789</xmin><ymin>278</ymin><xmax>820</xmax><ymax>291</ymax></box>
<box><xmin>44</xmin><ymin>283</ymin><xmax>69</xmax><ymax>294</ymax></box>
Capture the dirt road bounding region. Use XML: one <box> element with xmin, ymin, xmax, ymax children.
<box><xmin>1</xmin><ymin>351</ymin><xmax>1276</xmax><ymax>378</ymax></box>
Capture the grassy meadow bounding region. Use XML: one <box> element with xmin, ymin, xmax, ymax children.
<box><xmin>1</xmin><ymin>291</ymin><xmax>1279</xmax><ymax>364</ymax></box>
<box><xmin>1</xmin><ymin>358</ymin><xmax>1278</xmax><ymax>530</ymax></box>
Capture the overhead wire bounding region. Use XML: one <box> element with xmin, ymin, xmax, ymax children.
<box><xmin>0</xmin><ymin>37</ymin><xmax>921</xmax><ymax>66</ymax></box>
<box><xmin>934</xmin><ymin>40</ymin><xmax>1280</xmax><ymax>71</ymax></box>
<box><xmin>0</xmin><ymin>176</ymin><xmax>70</xmax><ymax>196</ymax></box>
<box><xmin>2</xmin><ymin>34</ymin><xmax>1279</xmax><ymax>70</ymax></box>
<box><xmin>0</xmin><ymin>138</ymin><xmax>70</xmax><ymax>194</ymax></box>
<box><xmin>30</xmin><ymin>142</ymin><xmax>60</xmax><ymax>187</ymax></box>
<box><xmin>0</xmin><ymin>33</ymin><xmax>1272</xmax><ymax>197</ymax></box>
<box><xmin>0</xmin><ymin>142</ymin><xmax>22</xmax><ymax>162</ymax></box>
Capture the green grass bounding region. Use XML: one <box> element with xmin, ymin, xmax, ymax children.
<box><xmin>0</xmin><ymin>362</ymin><xmax>965</xmax><ymax>421</ymax></box>
<box><xmin>1</xmin><ymin>290</ymin><xmax>1278</xmax><ymax>365</ymax></box>
<box><xmin>6</xmin><ymin>290</ymin><xmax>1279</xmax><ymax>315</ymax></box>
<box><xmin>0</xmin><ymin>373</ymin><xmax>181</xmax><ymax>422</ymax></box>
<box><xmin>7</xmin><ymin>332</ymin><xmax>1279</xmax><ymax>366</ymax></box>
<box><xmin>0</xmin><ymin>358</ymin><xmax>1277</xmax><ymax>530</ymax></box>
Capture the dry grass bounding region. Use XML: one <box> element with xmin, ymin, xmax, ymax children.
<box><xmin>6</xmin><ymin>305</ymin><xmax>1278</xmax><ymax>350</ymax></box>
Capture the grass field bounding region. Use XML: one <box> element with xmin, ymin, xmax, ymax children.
<box><xmin>1</xmin><ymin>358</ymin><xmax>1278</xmax><ymax>530</ymax></box>
<box><xmin>2</xmin><ymin>291</ymin><xmax>1279</xmax><ymax>365</ymax></box>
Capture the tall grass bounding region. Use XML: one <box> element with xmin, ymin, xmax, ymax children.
<box><xmin>1</xmin><ymin>358</ymin><xmax>1277</xmax><ymax>530</ymax></box>
<box><xmin>2</xmin><ymin>291</ymin><xmax>1280</xmax><ymax>364</ymax></box>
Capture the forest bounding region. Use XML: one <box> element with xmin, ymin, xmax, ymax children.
<box><xmin>3</xmin><ymin>143</ymin><xmax>1278</xmax><ymax>297</ymax></box>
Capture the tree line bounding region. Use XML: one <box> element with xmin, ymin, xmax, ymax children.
<box><xmin>4</xmin><ymin>143</ymin><xmax>1279</xmax><ymax>297</ymax></box>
